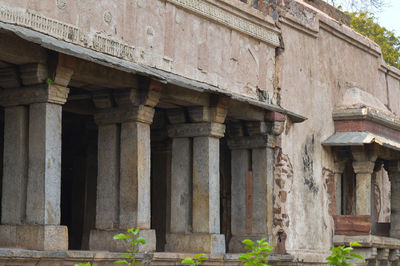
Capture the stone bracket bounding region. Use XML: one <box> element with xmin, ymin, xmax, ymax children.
<box><xmin>168</xmin><ymin>122</ymin><xmax>225</xmax><ymax>138</ymax></box>
<box><xmin>0</xmin><ymin>84</ymin><xmax>69</xmax><ymax>107</ymax></box>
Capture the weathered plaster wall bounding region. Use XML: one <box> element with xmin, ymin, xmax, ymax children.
<box><xmin>0</xmin><ymin>0</ymin><xmax>278</xmax><ymax>101</ymax></box>
<box><xmin>277</xmin><ymin>3</ymin><xmax>400</xmax><ymax>262</ymax></box>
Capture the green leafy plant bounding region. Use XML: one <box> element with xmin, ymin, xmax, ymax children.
<box><xmin>326</xmin><ymin>241</ymin><xmax>364</xmax><ymax>265</ymax></box>
<box><xmin>45</xmin><ymin>77</ymin><xmax>55</xmax><ymax>85</ymax></box>
<box><xmin>74</xmin><ymin>263</ymin><xmax>91</xmax><ymax>266</ymax></box>
<box><xmin>238</xmin><ymin>238</ymin><xmax>274</xmax><ymax>266</ymax></box>
<box><xmin>113</xmin><ymin>228</ymin><xmax>147</xmax><ymax>265</ymax></box>
<box><xmin>181</xmin><ymin>253</ymin><xmax>208</xmax><ymax>265</ymax></box>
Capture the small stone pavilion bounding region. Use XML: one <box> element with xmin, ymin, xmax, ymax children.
<box><xmin>0</xmin><ymin>0</ymin><xmax>399</xmax><ymax>265</ymax></box>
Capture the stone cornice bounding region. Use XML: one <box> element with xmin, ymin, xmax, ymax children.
<box><xmin>168</xmin><ymin>122</ymin><xmax>225</xmax><ymax>138</ymax></box>
<box><xmin>0</xmin><ymin>84</ymin><xmax>69</xmax><ymax>106</ymax></box>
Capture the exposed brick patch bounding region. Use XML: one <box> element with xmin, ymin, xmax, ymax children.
<box><xmin>335</xmin><ymin>120</ymin><xmax>400</xmax><ymax>143</ymax></box>
<box><xmin>273</xmin><ymin>149</ymin><xmax>293</xmax><ymax>239</ymax></box>
<box><xmin>323</xmin><ymin>167</ymin><xmax>337</xmax><ymax>216</ymax></box>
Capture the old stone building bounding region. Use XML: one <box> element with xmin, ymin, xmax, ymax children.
<box><xmin>0</xmin><ymin>0</ymin><xmax>399</xmax><ymax>265</ymax></box>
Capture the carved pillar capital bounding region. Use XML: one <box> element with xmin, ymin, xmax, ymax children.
<box><xmin>0</xmin><ymin>84</ymin><xmax>70</xmax><ymax>107</ymax></box>
<box><xmin>227</xmin><ymin>135</ymin><xmax>273</xmax><ymax>150</ymax></box>
<box><xmin>94</xmin><ymin>105</ymin><xmax>155</xmax><ymax>125</ymax></box>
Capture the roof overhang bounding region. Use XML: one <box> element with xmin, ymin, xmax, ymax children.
<box><xmin>322</xmin><ymin>131</ymin><xmax>400</xmax><ymax>152</ymax></box>
<box><xmin>0</xmin><ymin>21</ymin><xmax>307</xmax><ymax>123</ymax></box>
<box><xmin>323</xmin><ymin>107</ymin><xmax>400</xmax><ymax>153</ymax></box>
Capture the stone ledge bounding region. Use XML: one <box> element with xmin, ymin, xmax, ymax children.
<box><xmin>0</xmin><ymin>249</ymin><xmax>295</xmax><ymax>265</ymax></box>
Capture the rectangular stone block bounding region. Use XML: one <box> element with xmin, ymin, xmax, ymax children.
<box><xmin>26</xmin><ymin>103</ymin><xmax>62</xmax><ymax>225</ymax></box>
<box><xmin>229</xmin><ymin>235</ymin><xmax>271</xmax><ymax>253</ymax></box>
<box><xmin>2</xmin><ymin>106</ymin><xmax>28</xmax><ymax>224</ymax></box>
<box><xmin>165</xmin><ymin>233</ymin><xmax>225</xmax><ymax>254</ymax></box>
<box><xmin>89</xmin><ymin>229</ymin><xmax>155</xmax><ymax>252</ymax></box>
<box><xmin>0</xmin><ymin>225</ymin><xmax>68</xmax><ymax>250</ymax></box>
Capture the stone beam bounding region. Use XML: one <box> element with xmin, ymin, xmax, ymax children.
<box><xmin>72</xmin><ymin>59</ymin><xmax>138</xmax><ymax>89</ymax></box>
<box><xmin>161</xmin><ymin>85</ymin><xmax>210</xmax><ymax>107</ymax></box>
<box><xmin>0</xmin><ymin>31</ymin><xmax>47</xmax><ymax>65</ymax></box>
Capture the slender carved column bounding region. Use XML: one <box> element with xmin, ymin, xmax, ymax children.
<box><xmin>0</xmin><ymin>62</ymin><xmax>72</xmax><ymax>251</ymax></box>
<box><xmin>352</xmin><ymin>148</ymin><xmax>377</xmax><ymax>216</ymax></box>
<box><xmin>227</xmin><ymin>120</ymin><xmax>277</xmax><ymax>252</ymax></box>
<box><xmin>90</xmin><ymin>84</ymin><xmax>161</xmax><ymax>252</ymax></box>
<box><xmin>165</xmin><ymin>101</ymin><xmax>228</xmax><ymax>254</ymax></box>
<box><xmin>384</xmin><ymin>161</ymin><xmax>400</xmax><ymax>238</ymax></box>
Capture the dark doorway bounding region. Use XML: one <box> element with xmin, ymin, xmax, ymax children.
<box><xmin>61</xmin><ymin>111</ymin><xmax>97</xmax><ymax>250</ymax></box>
<box><xmin>220</xmin><ymin>137</ymin><xmax>231</xmax><ymax>251</ymax></box>
<box><xmin>150</xmin><ymin>109</ymin><xmax>170</xmax><ymax>251</ymax></box>
<box><xmin>0</xmin><ymin>107</ymin><xmax>4</xmax><ymax>222</ymax></box>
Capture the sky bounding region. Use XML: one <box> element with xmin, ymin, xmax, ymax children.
<box><xmin>378</xmin><ymin>1</ymin><xmax>400</xmax><ymax>35</ymax></box>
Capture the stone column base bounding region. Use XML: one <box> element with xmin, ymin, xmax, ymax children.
<box><xmin>229</xmin><ymin>235</ymin><xmax>272</xmax><ymax>253</ymax></box>
<box><xmin>165</xmin><ymin>233</ymin><xmax>225</xmax><ymax>254</ymax></box>
<box><xmin>89</xmin><ymin>229</ymin><xmax>156</xmax><ymax>252</ymax></box>
<box><xmin>0</xmin><ymin>225</ymin><xmax>68</xmax><ymax>251</ymax></box>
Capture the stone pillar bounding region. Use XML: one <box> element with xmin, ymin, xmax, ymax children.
<box><xmin>1</xmin><ymin>106</ymin><xmax>28</xmax><ymax>225</ymax></box>
<box><xmin>352</xmin><ymin>149</ymin><xmax>377</xmax><ymax>216</ymax></box>
<box><xmin>227</xmin><ymin>121</ymin><xmax>275</xmax><ymax>252</ymax></box>
<box><xmin>166</xmin><ymin>122</ymin><xmax>226</xmax><ymax>253</ymax></box>
<box><xmin>385</xmin><ymin>161</ymin><xmax>400</xmax><ymax>238</ymax></box>
<box><xmin>0</xmin><ymin>83</ymin><xmax>70</xmax><ymax>251</ymax></box>
<box><xmin>165</xmin><ymin>107</ymin><xmax>227</xmax><ymax>254</ymax></box>
<box><xmin>334</xmin><ymin>161</ymin><xmax>345</xmax><ymax>215</ymax></box>
<box><xmin>89</xmin><ymin>88</ymin><xmax>160</xmax><ymax>252</ymax></box>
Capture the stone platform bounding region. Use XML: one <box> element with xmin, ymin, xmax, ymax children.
<box><xmin>0</xmin><ymin>249</ymin><xmax>294</xmax><ymax>265</ymax></box>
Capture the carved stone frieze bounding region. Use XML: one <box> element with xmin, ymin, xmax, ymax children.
<box><xmin>0</xmin><ymin>84</ymin><xmax>69</xmax><ymax>106</ymax></box>
<box><xmin>0</xmin><ymin>3</ymin><xmax>279</xmax><ymax>67</ymax></box>
<box><xmin>168</xmin><ymin>122</ymin><xmax>225</xmax><ymax>138</ymax></box>
<box><xmin>95</xmin><ymin>105</ymin><xmax>155</xmax><ymax>125</ymax></box>
<box><xmin>167</xmin><ymin>0</ymin><xmax>280</xmax><ymax>47</ymax></box>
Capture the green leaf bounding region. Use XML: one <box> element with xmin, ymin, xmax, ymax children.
<box><xmin>113</xmin><ymin>233</ymin><xmax>131</xmax><ymax>240</ymax></box>
<box><xmin>181</xmin><ymin>258</ymin><xmax>195</xmax><ymax>264</ymax></box>
<box><xmin>134</xmin><ymin>237</ymin><xmax>146</xmax><ymax>244</ymax></box>
<box><xmin>351</xmin><ymin>253</ymin><xmax>364</xmax><ymax>260</ymax></box>
<box><xmin>242</xmin><ymin>239</ymin><xmax>255</xmax><ymax>246</ymax></box>
<box><xmin>350</xmin><ymin>241</ymin><xmax>362</xmax><ymax>247</ymax></box>
<box><xmin>46</xmin><ymin>78</ymin><xmax>54</xmax><ymax>85</ymax></box>
<box><xmin>114</xmin><ymin>260</ymin><xmax>129</xmax><ymax>264</ymax></box>
<box><xmin>133</xmin><ymin>228</ymin><xmax>140</xmax><ymax>235</ymax></box>
<box><xmin>121</xmin><ymin>254</ymin><xmax>133</xmax><ymax>258</ymax></box>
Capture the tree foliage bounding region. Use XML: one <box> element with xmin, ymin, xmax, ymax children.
<box><xmin>324</xmin><ymin>0</ymin><xmax>387</xmax><ymax>12</ymax></box>
<box><xmin>346</xmin><ymin>11</ymin><xmax>400</xmax><ymax>69</ymax></box>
